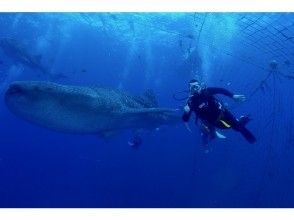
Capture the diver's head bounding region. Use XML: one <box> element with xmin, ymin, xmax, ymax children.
<box><xmin>189</xmin><ymin>79</ymin><xmax>202</xmax><ymax>94</ymax></box>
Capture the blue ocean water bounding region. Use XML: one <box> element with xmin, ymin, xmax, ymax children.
<box><xmin>0</xmin><ymin>12</ymin><xmax>294</xmax><ymax>208</ymax></box>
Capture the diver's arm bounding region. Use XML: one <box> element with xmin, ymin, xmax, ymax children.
<box><xmin>182</xmin><ymin>104</ymin><xmax>192</xmax><ymax>122</ymax></box>
<box><xmin>232</xmin><ymin>94</ymin><xmax>246</xmax><ymax>102</ymax></box>
<box><xmin>206</xmin><ymin>87</ymin><xmax>234</xmax><ymax>98</ymax></box>
<box><xmin>206</xmin><ymin>87</ymin><xmax>246</xmax><ymax>102</ymax></box>
<box><xmin>182</xmin><ymin>103</ymin><xmax>193</xmax><ymax>133</ymax></box>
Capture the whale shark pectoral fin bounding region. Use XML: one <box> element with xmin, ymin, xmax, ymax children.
<box><xmin>125</xmin><ymin>108</ymin><xmax>177</xmax><ymax>115</ymax></box>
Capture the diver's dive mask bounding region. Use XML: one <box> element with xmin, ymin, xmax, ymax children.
<box><xmin>189</xmin><ymin>81</ymin><xmax>202</xmax><ymax>94</ymax></box>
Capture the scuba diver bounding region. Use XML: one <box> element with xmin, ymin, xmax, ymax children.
<box><xmin>182</xmin><ymin>79</ymin><xmax>256</xmax><ymax>147</ymax></box>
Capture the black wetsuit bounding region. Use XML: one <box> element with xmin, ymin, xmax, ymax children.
<box><xmin>182</xmin><ymin>87</ymin><xmax>256</xmax><ymax>144</ymax></box>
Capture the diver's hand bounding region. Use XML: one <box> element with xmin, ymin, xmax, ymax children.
<box><xmin>184</xmin><ymin>105</ymin><xmax>190</xmax><ymax>113</ymax></box>
<box><xmin>233</xmin><ymin>94</ymin><xmax>246</xmax><ymax>102</ymax></box>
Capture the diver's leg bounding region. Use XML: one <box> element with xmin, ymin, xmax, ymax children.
<box><xmin>200</xmin><ymin>121</ymin><xmax>219</xmax><ymax>151</ymax></box>
<box><xmin>203</xmin><ymin>121</ymin><xmax>226</xmax><ymax>139</ymax></box>
<box><xmin>222</xmin><ymin>110</ymin><xmax>256</xmax><ymax>144</ymax></box>
<box><xmin>200</xmin><ymin>122</ymin><xmax>210</xmax><ymax>147</ymax></box>
<box><xmin>208</xmin><ymin>124</ymin><xmax>216</xmax><ymax>140</ymax></box>
<box><xmin>199</xmin><ymin>122</ymin><xmax>213</xmax><ymax>153</ymax></box>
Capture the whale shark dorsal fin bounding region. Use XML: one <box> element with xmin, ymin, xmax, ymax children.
<box><xmin>124</xmin><ymin>107</ymin><xmax>177</xmax><ymax>115</ymax></box>
<box><xmin>134</xmin><ymin>89</ymin><xmax>159</xmax><ymax>108</ymax></box>
<box><xmin>142</xmin><ymin>89</ymin><xmax>158</xmax><ymax>107</ymax></box>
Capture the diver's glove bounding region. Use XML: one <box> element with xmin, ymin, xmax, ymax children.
<box><xmin>233</xmin><ymin>94</ymin><xmax>246</xmax><ymax>102</ymax></box>
<box><xmin>183</xmin><ymin>105</ymin><xmax>190</xmax><ymax>112</ymax></box>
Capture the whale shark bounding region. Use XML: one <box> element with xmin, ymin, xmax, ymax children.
<box><xmin>5</xmin><ymin>81</ymin><xmax>180</xmax><ymax>136</ymax></box>
<box><xmin>0</xmin><ymin>38</ymin><xmax>50</xmax><ymax>75</ymax></box>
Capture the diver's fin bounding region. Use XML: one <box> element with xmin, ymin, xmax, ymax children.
<box><xmin>239</xmin><ymin>127</ymin><xmax>256</xmax><ymax>144</ymax></box>
<box><xmin>238</xmin><ymin>115</ymin><xmax>251</xmax><ymax>126</ymax></box>
<box><xmin>215</xmin><ymin>131</ymin><xmax>226</xmax><ymax>139</ymax></box>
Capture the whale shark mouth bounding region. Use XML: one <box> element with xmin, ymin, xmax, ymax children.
<box><xmin>5</xmin><ymin>83</ymin><xmax>30</xmax><ymax>108</ymax></box>
<box><xmin>6</xmin><ymin>83</ymin><xmax>25</xmax><ymax>96</ymax></box>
